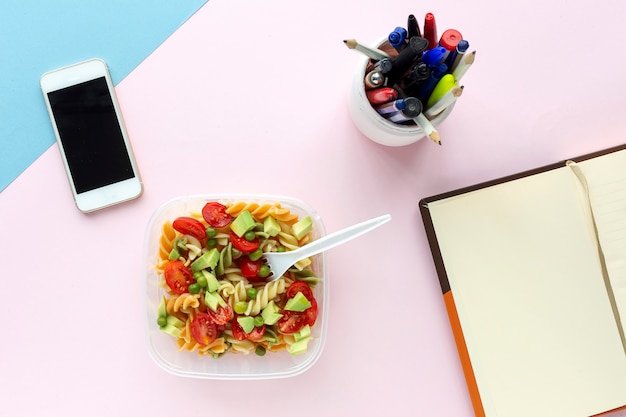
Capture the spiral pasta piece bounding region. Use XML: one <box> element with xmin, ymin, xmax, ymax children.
<box><xmin>225</xmin><ymin>201</ymin><xmax>299</xmax><ymax>225</ymax></box>
<box><xmin>259</xmin><ymin>238</ymin><xmax>280</xmax><ymax>252</ymax></box>
<box><xmin>230</xmin><ymin>281</ymin><xmax>251</xmax><ymax>305</ymax></box>
<box><xmin>223</xmin><ymin>330</ymin><xmax>255</xmax><ymax>354</ymax></box>
<box><xmin>276</xmin><ymin>230</ymin><xmax>312</xmax><ymax>270</ymax></box>
<box><xmin>215</xmin><ymin>242</ymin><xmax>233</xmax><ymax>276</ymax></box>
<box><xmin>223</xmin><ymin>267</ymin><xmax>247</xmax><ymax>284</ymax></box>
<box><xmin>166</xmin><ymin>293</ymin><xmax>202</xmax><ymax>314</ymax></box>
<box><xmin>217</xmin><ymin>280</ymin><xmax>236</xmax><ymax>299</ymax></box>
<box><xmin>225</xmin><ymin>201</ymin><xmax>275</xmax><ymax>220</ymax></box>
<box><xmin>269</xmin><ymin>206</ymin><xmax>299</xmax><ymax>224</ymax></box>
<box><xmin>156</xmin><ymin>221</ymin><xmax>177</xmax><ymax>272</ymax></box>
<box><xmin>277</xmin><ymin>230</ymin><xmax>300</xmax><ymax>250</ymax></box>
<box><xmin>245</xmin><ymin>277</ymin><xmax>287</xmax><ymax>316</ymax></box>
<box><xmin>214</xmin><ymin>232</ymin><xmax>231</xmax><ymax>249</ymax></box>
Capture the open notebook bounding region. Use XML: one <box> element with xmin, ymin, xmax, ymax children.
<box><xmin>420</xmin><ymin>144</ymin><xmax>626</xmax><ymax>417</ymax></box>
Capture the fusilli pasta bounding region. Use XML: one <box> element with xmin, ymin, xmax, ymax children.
<box><xmin>155</xmin><ymin>199</ymin><xmax>321</xmax><ymax>358</ymax></box>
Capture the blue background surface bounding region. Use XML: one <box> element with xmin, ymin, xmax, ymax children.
<box><xmin>0</xmin><ymin>0</ymin><xmax>207</xmax><ymax>192</ymax></box>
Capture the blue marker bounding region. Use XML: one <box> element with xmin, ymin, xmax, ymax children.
<box><xmin>415</xmin><ymin>63</ymin><xmax>448</xmax><ymax>104</ymax></box>
<box><xmin>388</xmin><ymin>27</ymin><xmax>408</xmax><ymax>52</ymax></box>
<box><xmin>445</xmin><ymin>39</ymin><xmax>469</xmax><ymax>72</ymax></box>
<box><xmin>375</xmin><ymin>98</ymin><xmax>407</xmax><ymax>115</ymax></box>
<box><xmin>386</xmin><ymin>97</ymin><xmax>423</xmax><ymax>123</ymax></box>
<box><xmin>422</xmin><ymin>46</ymin><xmax>447</xmax><ymax>68</ymax></box>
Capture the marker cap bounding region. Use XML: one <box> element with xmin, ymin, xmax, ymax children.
<box><xmin>401</xmin><ymin>97</ymin><xmax>423</xmax><ymax>118</ymax></box>
<box><xmin>456</xmin><ymin>39</ymin><xmax>469</xmax><ymax>53</ymax></box>
<box><xmin>439</xmin><ymin>29</ymin><xmax>463</xmax><ymax>51</ymax></box>
<box><xmin>377</xmin><ymin>58</ymin><xmax>393</xmax><ymax>74</ymax></box>
<box><xmin>422</xmin><ymin>47</ymin><xmax>447</xmax><ymax>67</ymax></box>
<box><xmin>388</xmin><ymin>30</ymin><xmax>406</xmax><ymax>48</ymax></box>
<box><xmin>407</xmin><ymin>36</ymin><xmax>429</xmax><ymax>55</ymax></box>
<box><xmin>407</xmin><ymin>14</ymin><xmax>421</xmax><ymax>39</ymax></box>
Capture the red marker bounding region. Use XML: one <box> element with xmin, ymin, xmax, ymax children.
<box><xmin>439</xmin><ymin>29</ymin><xmax>463</xmax><ymax>51</ymax></box>
<box><xmin>438</xmin><ymin>29</ymin><xmax>463</xmax><ymax>62</ymax></box>
<box><xmin>423</xmin><ymin>13</ymin><xmax>438</xmax><ymax>50</ymax></box>
<box><xmin>366</xmin><ymin>87</ymin><xmax>398</xmax><ymax>105</ymax></box>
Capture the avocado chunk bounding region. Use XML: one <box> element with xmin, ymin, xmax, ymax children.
<box><xmin>288</xmin><ymin>336</ymin><xmax>311</xmax><ymax>355</ymax></box>
<box><xmin>200</xmin><ymin>269</ymin><xmax>220</xmax><ymax>293</ymax></box>
<box><xmin>294</xmin><ymin>325</ymin><xmax>311</xmax><ymax>342</ymax></box>
<box><xmin>191</xmin><ymin>248</ymin><xmax>220</xmax><ymax>272</ymax></box>
<box><xmin>261</xmin><ymin>300</ymin><xmax>283</xmax><ymax>325</ymax></box>
<box><xmin>168</xmin><ymin>247</ymin><xmax>180</xmax><ymax>260</ymax></box>
<box><xmin>157</xmin><ymin>296</ymin><xmax>167</xmax><ymax>320</ymax></box>
<box><xmin>215</xmin><ymin>243</ymin><xmax>233</xmax><ymax>276</ymax></box>
<box><xmin>157</xmin><ymin>296</ymin><xmax>185</xmax><ymax>337</ymax></box>
<box><xmin>263</xmin><ymin>216</ymin><xmax>281</xmax><ymax>237</ymax></box>
<box><xmin>284</xmin><ymin>291</ymin><xmax>312</xmax><ymax>312</ymax></box>
<box><xmin>205</xmin><ymin>291</ymin><xmax>226</xmax><ymax>312</ymax></box>
<box><xmin>160</xmin><ymin>323</ymin><xmax>183</xmax><ymax>338</ymax></box>
<box><xmin>166</xmin><ymin>314</ymin><xmax>185</xmax><ymax>328</ymax></box>
<box><xmin>237</xmin><ymin>315</ymin><xmax>255</xmax><ymax>334</ymax></box>
<box><xmin>291</xmin><ymin>216</ymin><xmax>313</xmax><ymax>240</ymax></box>
<box><xmin>230</xmin><ymin>210</ymin><xmax>256</xmax><ymax>237</ymax></box>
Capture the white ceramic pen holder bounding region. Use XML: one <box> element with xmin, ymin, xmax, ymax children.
<box><xmin>348</xmin><ymin>40</ymin><xmax>455</xmax><ymax>147</ymax></box>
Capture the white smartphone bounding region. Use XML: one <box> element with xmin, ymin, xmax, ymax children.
<box><xmin>40</xmin><ymin>58</ymin><xmax>143</xmax><ymax>213</ymax></box>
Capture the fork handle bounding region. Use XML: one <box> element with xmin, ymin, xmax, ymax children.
<box><xmin>294</xmin><ymin>214</ymin><xmax>391</xmax><ymax>259</ymax></box>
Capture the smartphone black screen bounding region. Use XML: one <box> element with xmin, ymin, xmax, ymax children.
<box><xmin>47</xmin><ymin>77</ymin><xmax>135</xmax><ymax>194</ymax></box>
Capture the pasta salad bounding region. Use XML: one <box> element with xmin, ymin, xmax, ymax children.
<box><xmin>155</xmin><ymin>200</ymin><xmax>320</xmax><ymax>357</ymax></box>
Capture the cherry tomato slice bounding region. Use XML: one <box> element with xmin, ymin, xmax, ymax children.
<box><xmin>231</xmin><ymin>315</ymin><xmax>247</xmax><ymax>341</ymax></box>
<box><xmin>286</xmin><ymin>281</ymin><xmax>314</xmax><ymax>301</ymax></box>
<box><xmin>202</xmin><ymin>202</ymin><xmax>233</xmax><ymax>228</ymax></box>
<box><xmin>305</xmin><ymin>297</ymin><xmax>318</xmax><ymax>326</ymax></box>
<box><xmin>229</xmin><ymin>230</ymin><xmax>260</xmax><ymax>253</ymax></box>
<box><xmin>172</xmin><ymin>217</ymin><xmax>206</xmax><ymax>241</ymax></box>
<box><xmin>163</xmin><ymin>260</ymin><xmax>194</xmax><ymax>295</ymax></box>
<box><xmin>231</xmin><ymin>315</ymin><xmax>266</xmax><ymax>341</ymax></box>
<box><xmin>215</xmin><ymin>323</ymin><xmax>226</xmax><ymax>335</ymax></box>
<box><xmin>191</xmin><ymin>313</ymin><xmax>217</xmax><ymax>346</ymax></box>
<box><xmin>240</xmin><ymin>256</ymin><xmax>262</xmax><ymax>278</ymax></box>
<box><xmin>207</xmin><ymin>303</ymin><xmax>233</xmax><ymax>325</ymax></box>
<box><xmin>276</xmin><ymin>310</ymin><xmax>308</xmax><ymax>334</ymax></box>
<box><xmin>285</xmin><ymin>281</ymin><xmax>318</xmax><ymax>326</ymax></box>
<box><xmin>246</xmin><ymin>324</ymin><xmax>266</xmax><ymax>341</ymax></box>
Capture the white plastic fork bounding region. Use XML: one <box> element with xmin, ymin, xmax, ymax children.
<box><xmin>263</xmin><ymin>214</ymin><xmax>392</xmax><ymax>281</ymax></box>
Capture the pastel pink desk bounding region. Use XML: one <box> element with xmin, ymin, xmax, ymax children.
<box><xmin>2</xmin><ymin>0</ymin><xmax>626</xmax><ymax>415</ymax></box>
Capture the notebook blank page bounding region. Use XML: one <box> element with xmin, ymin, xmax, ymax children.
<box><xmin>579</xmin><ymin>150</ymin><xmax>626</xmax><ymax>338</ymax></box>
<box><xmin>428</xmin><ymin>166</ymin><xmax>626</xmax><ymax>417</ymax></box>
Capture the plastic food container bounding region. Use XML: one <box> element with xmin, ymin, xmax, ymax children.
<box><xmin>347</xmin><ymin>39</ymin><xmax>455</xmax><ymax>147</ymax></box>
<box><xmin>143</xmin><ymin>194</ymin><xmax>328</xmax><ymax>379</ymax></box>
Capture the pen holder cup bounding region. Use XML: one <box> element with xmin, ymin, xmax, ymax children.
<box><xmin>348</xmin><ymin>40</ymin><xmax>455</xmax><ymax>147</ymax></box>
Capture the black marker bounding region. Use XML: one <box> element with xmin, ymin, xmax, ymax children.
<box><xmin>407</xmin><ymin>14</ymin><xmax>422</xmax><ymax>38</ymax></box>
<box><xmin>386</xmin><ymin>36</ymin><xmax>429</xmax><ymax>85</ymax></box>
<box><xmin>399</xmin><ymin>62</ymin><xmax>431</xmax><ymax>96</ymax></box>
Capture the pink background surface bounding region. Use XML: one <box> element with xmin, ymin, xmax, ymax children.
<box><xmin>2</xmin><ymin>0</ymin><xmax>626</xmax><ymax>415</ymax></box>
